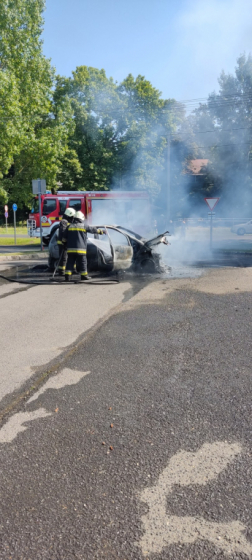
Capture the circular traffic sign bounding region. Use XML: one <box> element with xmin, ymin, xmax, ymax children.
<box><xmin>12</xmin><ymin>203</ymin><xmax>18</xmax><ymax>211</ymax></box>
<box><xmin>4</xmin><ymin>205</ymin><xmax>8</xmax><ymax>212</ymax></box>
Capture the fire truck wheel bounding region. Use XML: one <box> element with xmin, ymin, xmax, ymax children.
<box><xmin>42</xmin><ymin>236</ymin><xmax>50</xmax><ymax>246</ymax></box>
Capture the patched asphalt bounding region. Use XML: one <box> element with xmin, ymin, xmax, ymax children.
<box><xmin>0</xmin><ymin>280</ymin><xmax>252</xmax><ymax>559</ymax></box>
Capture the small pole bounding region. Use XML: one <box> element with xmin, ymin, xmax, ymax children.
<box><xmin>210</xmin><ymin>212</ymin><xmax>213</xmax><ymax>250</ymax></box>
<box><xmin>14</xmin><ymin>210</ymin><xmax>17</xmax><ymax>245</ymax></box>
<box><xmin>38</xmin><ymin>179</ymin><xmax>43</xmax><ymax>252</ymax></box>
<box><xmin>167</xmin><ymin>134</ymin><xmax>171</xmax><ymax>224</ymax></box>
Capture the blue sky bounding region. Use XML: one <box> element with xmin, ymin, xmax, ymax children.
<box><xmin>42</xmin><ymin>0</ymin><xmax>252</xmax><ymax>104</ymax></box>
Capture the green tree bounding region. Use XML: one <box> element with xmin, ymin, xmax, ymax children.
<box><xmin>54</xmin><ymin>66</ymin><xmax>125</xmax><ymax>191</ymax></box>
<box><xmin>116</xmin><ymin>74</ymin><xmax>184</xmax><ymax>197</ymax></box>
<box><xmin>0</xmin><ymin>70</ymin><xmax>23</xmax><ymax>176</ymax></box>
<box><xmin>0</xmin><ymin>0</ymin><xmax>73</xmax><ymax>214</ymax></box>
<box><xmin>55</xmin><ymin>68</ymin><xmax>182</xmax><ymax>201</ymax></box>
<box><xmin>188</xmin><ymin>54</ymin><xmax>252</xmax><ymax>215</ymax></box>
<box><xmin>0</xmin><ymin>0</ymin><xmax>52</xmax><ymax>173</ymax></box>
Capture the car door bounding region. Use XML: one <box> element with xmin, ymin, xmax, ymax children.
<box><xmin>105</xmin><ymin>227</ymin><xmax>133</xmax><ymax>270</ymax></box>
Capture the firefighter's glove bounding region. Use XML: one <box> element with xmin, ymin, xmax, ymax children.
<box><xmin>98</xmin><ymin>229</ymin><xmax>105</xmax><ymax>235</ymax></box>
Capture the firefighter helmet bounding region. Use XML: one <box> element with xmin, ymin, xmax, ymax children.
<box><xmin>65</xmin><ymin>208</ymin><xmax>76</xmax><ymax>218</ymax></box>
<box><xmin>75</xmin><ymin>211</ymin><xmax>85</xmax><ymax>220</ymax></box>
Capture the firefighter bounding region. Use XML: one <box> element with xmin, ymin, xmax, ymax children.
<box><xmin>63</xmin><ymin>211</ymin><xmax>105</xmax><ymax>281</ymax></box>
<box><xmin>57</xmin><ymin>207</ymin><xmax>76</xmax><ymax>275</ymax></box>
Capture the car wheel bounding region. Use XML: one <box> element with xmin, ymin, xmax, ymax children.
<box><xmin>140</xmin><ymin>258</ymin><xmax>156</xmax><ymax>273</ymax></box>
<box><xmin>48</xmin><ymin>256</ymin><xmax>57</xmax><ymax>272</ymax></box>
<box><xmin>237</xmin><ymin>228</ymin><xmax>245</xmax><ymax>236</ymax></box>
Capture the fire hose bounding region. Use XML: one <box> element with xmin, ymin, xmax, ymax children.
<box><xmin>0</xmin><ymin>275</ymin><xmax>119</xmax><ymax>285</ymax></box>
<box><xmin>0</xmin><ymin>266</ymin><xmax>120</xmax><ymax>286</ymax></box>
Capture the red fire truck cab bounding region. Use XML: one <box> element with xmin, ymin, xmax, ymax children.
<box><xmin>27</xmin><ymin>190</ymin><xmax>151</xmax><ymax>244</ymax></box>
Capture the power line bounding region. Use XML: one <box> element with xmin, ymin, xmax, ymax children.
<box><xmin>103</xmin><ymin>125</ymin><xmax>252</xmax><ymax>140</ymax></box>
<box><xmin>171</xmin><ymin>126</ymin><xmax>252</xmax><ymax>136</ymax></box>
<box><xmin>192</xmin><ymin>142</ymin><xmax>252</xmax><ymax>149</ymax></box>
<box><xmin>1</xmin><ymin>93</ymin><xmax>252</xmax><ymax>121</ymax></box>
<box><xmin>95</xmin><ymin>94</ymin><xmax>252</xmax><ymax>113</ymax></box>
<box><xmin>164</xmin><ymin>92</ymin><xmax>252</xmax><ymax>104</ymax></box>
<box><xmin>121</xmin><ymin>132</ymin><xmax>252</xmax><ymax>143</ymax></box>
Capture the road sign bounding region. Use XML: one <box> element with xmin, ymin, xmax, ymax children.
<box><xmin>204</xmin><ymin>197</ymin><xmax>220</xmax><ymax>211</ymax></box>
<box><xmin>4</xmin><ymin>212</ymin><xmax>8</xmax><ymax>218</ymax></box>
<box><xmin>12</xmin><ymin>203</ymin><xmax>18</xmax><ymax>212</ymax></box>
<box><xmin>4</xmin><ymin>205</ymin><xmax>8</xmax><ymax>212</ymax></box>
<box><xmin>32</xmin><ymin>179</ymin><xmax>46</xmax><ymax>195</ymax></box>
<box><xmin>204</xmin><ymin>198</ymin><xmax>219</xmax><ymax>250</ymax></box>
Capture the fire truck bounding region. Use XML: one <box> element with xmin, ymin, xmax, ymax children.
<box><xmin>27</xmin><ymin>190</ymin><xmax>151</xmax><ymax>244</ymax></box>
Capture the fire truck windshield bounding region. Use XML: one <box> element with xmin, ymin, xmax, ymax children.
<box><xmin>42</xmin><ymin>199</ymin><xmax>56</xmax><ymax>215</ymax></box>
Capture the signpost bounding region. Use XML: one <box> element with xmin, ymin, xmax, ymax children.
<box><xmin>4</xmin><ymin>205</ymin><xmax>8</xmax><ymax>231</ymax></box>
<box><xmin>32</xmin><ymin>179</ymin><xmax>46</xmax><ymax>251</ymax></box>
<box><xmin>204</xmin><ymin>198</ymin><xmax>220</xmax><ymax>250</ymax></box>
<box><xmin>12</xmin><ymin>203</ymin><xmax>18</xmax><ymax>245</ymax></box>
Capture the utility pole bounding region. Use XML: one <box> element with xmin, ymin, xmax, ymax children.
<box><xmin>167</xmin><ymin>134</ymin><xmax>171</xmax><ymax>224</ymax></box>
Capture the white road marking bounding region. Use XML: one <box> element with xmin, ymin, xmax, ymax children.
<box><xmin>0</xmin><ymin>409</ymin><xmax>51</xmax><ymax>444</ymax></box>
<box><xmin>0</xmin><ymin>282</ymin><xmax>130</xmax><ymax>403</ymax></box>
<box><xmin>139</xmin><ymin>441</ymin><xmax>252</xmax><ymax>556</ymax></box>
<box><xmin>27</xmin><ymin>369</ymin><xmax>90</xmax><ymax>404</ymax></box>
<box><xmin>0</xmin><ymin>369</ymin><xmax>90</xmax><ymax>445</ymax></box>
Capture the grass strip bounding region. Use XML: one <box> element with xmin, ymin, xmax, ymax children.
<box><xmin>0</xmin><ymin>238</ymin><xmax>40</xmax><ymax>246</ymax></box>
<box><xmin>0</xmin><ymin>226</ymin><xmax>28</xmax><ymax>235</ymax></box>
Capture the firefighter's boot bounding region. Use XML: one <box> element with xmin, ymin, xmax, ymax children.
<box><xmin>80</xmin><ymin>275</ymin><xmax>92</xmax><ymax>281</ymax></box>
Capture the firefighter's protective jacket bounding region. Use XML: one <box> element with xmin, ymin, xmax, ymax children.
<box><xmin>57</xmin><ymin>218</ymin><xmax>69</xmax><ymax>246</ymax></box>
<box><xmin>62</xmin><ymin>218</ymin><xmax>103</xmax><ymax>254</ymax></box>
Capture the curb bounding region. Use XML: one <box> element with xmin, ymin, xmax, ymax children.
<box><xmin>0</xmin><ymin>252</ymin><xmax>48</xmax><ymax>261</ymax></box>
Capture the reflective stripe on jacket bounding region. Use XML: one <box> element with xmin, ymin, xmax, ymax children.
<box><xmin>57</xmin><ymin>218</ymin><xmax>69</xmax><ymax>245</ymax></box>
<box><xmin>62</xmin><ymin>219</ymin><xmax>102</xmax><ymax>253</ymax></box>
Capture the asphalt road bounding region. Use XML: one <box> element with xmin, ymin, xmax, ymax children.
<box><xmin>0</xmin><ymin>267</ymin><xmax>132</xmax><ymax>408</ymax></box>
<box><xmin>0</xmin><ymin>268</ymin><xmax>252</xmax><ymax>559</ymax></box>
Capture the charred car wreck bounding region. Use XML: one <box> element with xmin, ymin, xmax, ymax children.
<box><xmin>48</xmin><ymin>225</ymin><xmax>170</xmax><ymax>274</ymax></box>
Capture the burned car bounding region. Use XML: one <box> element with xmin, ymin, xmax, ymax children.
<box><xmin>48</xmin><ymin>225</ymin><xmax>170</xmax><ymax>274</ymax></box>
